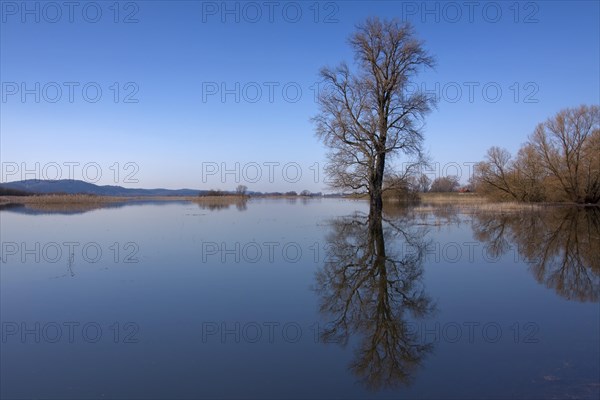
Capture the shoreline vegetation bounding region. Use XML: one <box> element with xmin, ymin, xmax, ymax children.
<box><xmin>415</xmin><ymin>193</ymin><xmax>599</xmax><ymax>211</ymax></box>
<box><xmin>472</xmin><ymin>105</ymin><xmax>599</xmax><ymax>204</ymax></box>
<box><xmin>0</xmin><ymin>193</ymin><xmax>332</xmax><ymax>212</ymax></box>
<box><xmin>1</xmin><ymin>192</ymin><xmax>597</xmax><ymax>212</ymax></box>
<box><xmin>0</xmin><ymin>194</ymin><xmax>246</xmax><ymax>206</ymax></box>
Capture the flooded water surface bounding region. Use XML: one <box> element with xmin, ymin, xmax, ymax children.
<box><xmin>1</xmin><ymin>199</ymin><xmax>598</xmax><ymax>399</ymax></box>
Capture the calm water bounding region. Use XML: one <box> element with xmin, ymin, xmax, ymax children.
<box><xmin>1</xmin><ymin>199</ymin><xmax>599</xmax><ymax>399</ymax></box>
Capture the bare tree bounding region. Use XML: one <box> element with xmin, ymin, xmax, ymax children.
<box><xmin>512</xmin><ymin>143</ymin><xmax>547</xmax><ymax>202</ymax></box>
<box><xmin>473</xmin><ymin>147</ymin><xmax>518</xmax><ymax>200</ymax></box>
<box><xmin>429</xmin><ymin>175</ymin><xmax>459</xmax><ymax>192</ymax></box>
<box><xmin>416</xmin><ymin>173</ymin><xmax>431</xmax><ymax>192</ymax></box>
<box><xmin>530</xmin><ymin>105</ymin><xmax>600</xmax><ymax>204</ymax></box>
<box><xmin>313</xmin><ymin>18</ymin><xmax>436</xmax><ymax>212</ymax></box>
<box><xmin>235</xmin><ymin>184</ymin><xmax>248</xmax><ymax>197</ymax></box>
<box><xmin>474</xmin><ymin>145</ymin><xmax>547</xmax><ymax>202</ymax></box>
<box><xmin>473</xmin><ymin>105</ymin><xmax>599</xmax><ymax>203</ymax></box>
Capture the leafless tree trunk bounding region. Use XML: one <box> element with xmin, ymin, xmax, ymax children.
<box><xmin>313</xmin><ymin>18</ymin><xmax>435</xmax><ymax>212</ymax></box>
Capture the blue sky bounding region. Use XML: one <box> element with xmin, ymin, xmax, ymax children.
<box><xmin>1</xmin><ymin>0</ymin><xmax>599</xmax><ymax>192</ymax></box>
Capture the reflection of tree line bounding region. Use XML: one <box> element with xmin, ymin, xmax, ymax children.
<box><xmin>195</xmin><ymin>196</ymin><xmax>321</xmax><ymax>209</ymax></box>
<box><xmin>194</xmin><ymin>197</ymin><xmax>248</xmax><ymax>211</ymax></box>
<box><xmin>314</xmin><ymin>205</ymin><xmax>599</xmax><ymax>390</ymax></box>
<box><xmin>471</xmin><ymin>207</ymin><xmax>599</xmax><ymax>302</ymax></box>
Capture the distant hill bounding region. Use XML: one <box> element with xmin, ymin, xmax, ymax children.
<box><xmin>0</xmin><ymin>179</ymin><xmax>211</xmax><ymax>197</ymax></box>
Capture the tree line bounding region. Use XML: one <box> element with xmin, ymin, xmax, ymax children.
<box><xmin>473</xmin><ymin>105</ymin><xmax>599</xmax><ymax>204</ymax></box>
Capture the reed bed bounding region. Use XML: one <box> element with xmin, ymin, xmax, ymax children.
<box><xmin>0</xmin><ymin>194</ymin><xmax>127</xmax><ymax>205</ymax></box>
<box><xmin>411</xmin><ymin>201</ymin><xmax>544</xmax><ymax>215</ymax></box>
<box><xmin>418</xmin><ymin>192</ymin><xmax>487</xmax><ymax>203</ymax></box>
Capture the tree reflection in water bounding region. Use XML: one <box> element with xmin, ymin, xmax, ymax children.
<box><xmin>315</xmin><ymin>204</ymin><xmax>599</xmax><ymax>389</ymax></box>
<box><xmin>314</xmin><ymin>207</ymin><xmax>435</xmax><ymax>390</ymax></box>
<box><xmin>194</xmin><ymin>197</ymin><xmax>248</xmax><ymax>211</ymax></box>
<box><xmin>472</xmin><ymin>207</ymin><xmax>599</xmax><ymax>302</ymax></box>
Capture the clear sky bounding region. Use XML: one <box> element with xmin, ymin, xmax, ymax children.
<box><xmin>1</xmin><ymin>0</ymin><xmax>599</xmax><ymax>192</ymax></box>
